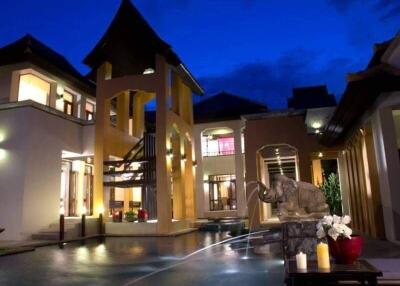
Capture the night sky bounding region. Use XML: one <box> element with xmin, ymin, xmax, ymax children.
<box><xmin>0</xmin><ymin>0</ymin><xmax>398</xmax><ymax>108</ymax></box>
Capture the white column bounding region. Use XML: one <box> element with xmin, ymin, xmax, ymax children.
<box><xmin>234</xmin><ymin>124</ymin><xmax>246</xmax><ymax>217</ymax></box>
<box><xmin>372</xmin><ymin>106</ymin><xmax>400</xmax><ymax>242</ymax></box>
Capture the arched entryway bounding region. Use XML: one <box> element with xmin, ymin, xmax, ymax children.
<box><xmin>256</xmin><ymin>144</ymin><xmax>299</xmax><ymax>222</ymax></box>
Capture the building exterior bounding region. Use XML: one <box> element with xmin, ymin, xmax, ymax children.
<box><xmin>0</xmin><ymin>35</ymin><xmax>96</xmax><ymax>240</ymax></box>
<box><xmin>0</xmin><ymin>0</ymin><xmax>203</xmax><ymax>240</ymax></box>
<box><xmin>243</xmin><ymin>101</ymin><xmax>336</xmax><ymax>229</ymax></box>
<box><xmin>193</xmin><ymin>92</ymin><xmax>267</xmax><ymax>219</ymax></box>
<box><xmin>322</xmin><ymin>34</ymin><xmax>400</xmax><ymax>243</ymax></box>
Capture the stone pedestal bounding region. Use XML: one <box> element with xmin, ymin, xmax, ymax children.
<box><xmin>282</xmin><ymin>220</ymin><xmax>319</xmax><ymax>259</ymax></box>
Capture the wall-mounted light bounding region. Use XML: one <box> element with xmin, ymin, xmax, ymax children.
<box><xmin>318</xmin><ymin>152</ymin><xmax>323</xmax><ymax>158</ymax></box>
<box><xmin>166</xmin><ymin>149</ymin><xmax>173</xmax><ymax>158</ymax></box>
<box><xmin>143</xmin><ymin>68</ymin><xmax>155</xmax><ymax>75</ymax></box>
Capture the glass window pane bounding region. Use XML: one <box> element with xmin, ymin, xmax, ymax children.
<box><xmin>18</xmin><ymin>74</ymin><xmax>50</xmax><ymax>105</ymax></box>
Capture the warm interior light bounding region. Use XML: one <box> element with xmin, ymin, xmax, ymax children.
<box><xmin>318</xmin><ymin>152</ymin><xmax>323</xmax><ymax>158</ymax></box>
<box><xmin>97</xmin><ymin>206</ymin><xmax>105</xmax><ymax>215</ymax></box>
<box><xmin>18</xmin><ymin>74</ymin><xmax>50</xmax><ymax>105</ymax></box>
<box><xmin>143</xmin><ymin>68</ymin><xmax>155</xmax><ymax>75</ymax></box>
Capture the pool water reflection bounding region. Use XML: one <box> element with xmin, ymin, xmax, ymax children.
<box><xmin>0</xmin><ymin>231</ymin><xmax>284</xmax><ymax>286</ymax></box>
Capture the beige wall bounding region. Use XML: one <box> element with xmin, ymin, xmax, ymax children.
<box><xmin>0</xmin><ymin>104</ymin><xmax>94</xmax><ymax>240</ymax></box>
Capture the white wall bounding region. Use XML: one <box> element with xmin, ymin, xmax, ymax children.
<box><xmin>368</xmin><ymin>91</ymin><xmax>400</xmax><ymax>242</ymax></box>
<box><xmin>0</xmin><ymin>104</ymin><xmax>94</xmax><ymax>240</ymax></box>
<box><xmin>194</xmin><ymin>119</ymin><xmax>247</xmax><ymax>219</ymax></box>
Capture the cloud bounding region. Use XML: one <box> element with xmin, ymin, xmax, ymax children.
<box><xmin>198</xmin><ymin>49</ymin><xmax>359</xmax><ymax>109</ymax></box>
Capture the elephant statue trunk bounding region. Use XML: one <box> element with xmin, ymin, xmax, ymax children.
<box><xmin>256</xmin><ymin>175</ymin><xmax>330</xmax><ymax>221</ymax></box>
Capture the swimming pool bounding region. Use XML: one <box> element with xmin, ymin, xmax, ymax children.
<box><xmin>0</xmin><ymin>231</ymin><xmax>285</xmax><ymax>286</ymax></box>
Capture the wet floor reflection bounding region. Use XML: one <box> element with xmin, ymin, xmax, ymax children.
<box><xmin>0</xmin><ymin>231</ymin><xmax>284</xmax><ymax>286</ymax></box>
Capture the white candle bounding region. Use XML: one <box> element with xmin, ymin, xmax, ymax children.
<box><xmin>296</xmin><ymin>251</ymin><xmax>307</xmax><ymax>270</ymax></box>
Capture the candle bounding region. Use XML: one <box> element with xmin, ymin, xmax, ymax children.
<box><xmin>317</xmin><ymin>242</ymin><xmax>330</xmax><ymax>269</ymax></box>
<box><xmin>296</xmin><ymin>251</ymin><xmax>307</xmax><ymax>270</ymax></box>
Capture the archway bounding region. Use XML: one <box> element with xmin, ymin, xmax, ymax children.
<box><xmin>256</xmin><ymin>144</ymin><xmax>299</xmax><ymax>221</ymax></box>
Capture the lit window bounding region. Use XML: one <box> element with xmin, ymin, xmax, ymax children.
<box><xmin>85</xmin><ymin>102</ymin><xmax>95</xmax><ymax>120</ymax></box>
<box><xmin>18</xmin><ymin>74</ymin><xmax>50</xmax><ymax>105</ymax></box>
<box><xmin>207</xmin><ymin>174</ymin><xmax>237</xmax><ymax>211</ymax></box>
<box><xmin>56</xmin><ymin>91</ymin><xmax>75</xmax><ymax>116</ymax></box>
<box><xmin>202</xmin><ymin>134</ymin><xmax>235</xmax><ymax>157</ymax></box>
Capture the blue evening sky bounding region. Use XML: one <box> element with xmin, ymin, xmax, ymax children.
<box><xmin>0</xmin><ymin>0</ymin><xmax>398</xmax><ymax>108</ymax></box>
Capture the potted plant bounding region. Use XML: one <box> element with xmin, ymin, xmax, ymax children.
<box><xmin>316</xmin><ymin>215</ymin><xmax>363</xmax><ymax>264</ymax></box>
<box><xmin>124</xmin><ymin>211</ymin><xmax>137</xmax><ymax>222</ymax></box>
<box><xmin>137</xmin><ymin>209</ymin><xmax>148</xmax><ymax>222</ymax></box>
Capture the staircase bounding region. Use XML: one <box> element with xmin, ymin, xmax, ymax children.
<box><xmin>103</xmin><ymin>133</ymin><xmax>156</xmax><ymax>188</ymax></box>
<box><xmin>103</xmin><ymin>133</ymin><xmax>157</xmax><ymax>218</ymax></box>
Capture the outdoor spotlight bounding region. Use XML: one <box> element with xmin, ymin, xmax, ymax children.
<box><xmin>143</xmin><ymin>68</ymin><xmax>155</xmax><ymax>75</ymax></box>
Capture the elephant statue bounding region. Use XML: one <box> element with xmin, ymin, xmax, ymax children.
<box><xmin>257</xmin><ymin>175</ymin><xmax>330</xmax><ymax>221</ymax></box>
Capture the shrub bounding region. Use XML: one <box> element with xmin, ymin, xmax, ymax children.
<box><xmin>320</xmin><ymin>173</ymin><xmax>342</xmax><ymax>216</ymax></box>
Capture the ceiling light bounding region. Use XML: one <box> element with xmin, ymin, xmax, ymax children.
<box><xmin>143</xmin><ymin>68</ymin><xmax>155</xmax><ymax>75</ymax></box>
<box><xmin>311</xmin><ymin>121</ymin><xmax>322</xmax><ymax>129</ymax></box>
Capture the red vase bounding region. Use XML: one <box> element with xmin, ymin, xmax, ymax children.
<box><xmin>138</xmin><ymin>209</ymin><xmax>148</xmax><ymax>222</ymax></box>
<box><xmin>327</xmin><ymin>235</ymin><xmax>363</xmax><ymax>264</ymax></box>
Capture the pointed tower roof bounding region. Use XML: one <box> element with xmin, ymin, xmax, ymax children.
<box><xmin>84</xmin><ymin>0</ymin><xmax>203</xmax><ymax>94</ymax></box>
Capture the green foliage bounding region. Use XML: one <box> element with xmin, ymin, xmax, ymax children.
<box><xmin>320</xmin><ymin>173</ymin><xmax>342</xmax><ymax>216</ymax></box>
<box><xmin>124</xmin><ymin>211</ymin><xmax>137</xmax><ymax>221</ymax></box>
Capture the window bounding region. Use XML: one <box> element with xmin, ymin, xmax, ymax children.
<box><xmin>85</xmin><ymin>102</ymin><xmax>95</xmax><ymax>120</ymax></box>
<box><xmin>56</xmin><ymin>91</ymin><xmax>75</xmax><ymax>116</ymax></box>
<box><xmin>208</xmin><ymin>174</ymin><xmax>237</xmax><ymax>211</ymax></box>
<box><xmin>18</xmin><ymin>74</ymin><xmax>50</xmax><ymax>105</ymax></box>
<box><xmin>202</xmin><ymin>135</ymin><xmax>235</xmax><ymax>157</ymax></box>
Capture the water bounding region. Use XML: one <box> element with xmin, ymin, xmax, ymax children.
<box><xmin>0</xmin><ymin>232</ymin><xmax>284</xmax><ymax>286</ymax></box>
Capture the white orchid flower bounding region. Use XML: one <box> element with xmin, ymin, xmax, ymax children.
<box><xmin>328</xmin><ymin>228</ymin><xmax>339</xmax><ymax>241</ymax></box>
<box><xmin>333</xmin><ymin>215</ymin><xmax>341</xmax><ymax>224</ymax></box>
<box><xmin>322</xmin><ymin>215</ymin><xmax>333</xmax><ymax>225</ymax></box>
<box><xmin>341</xmin><ymin>215</ymin><xmax>351</xmax><ymax>225</ymax></box>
